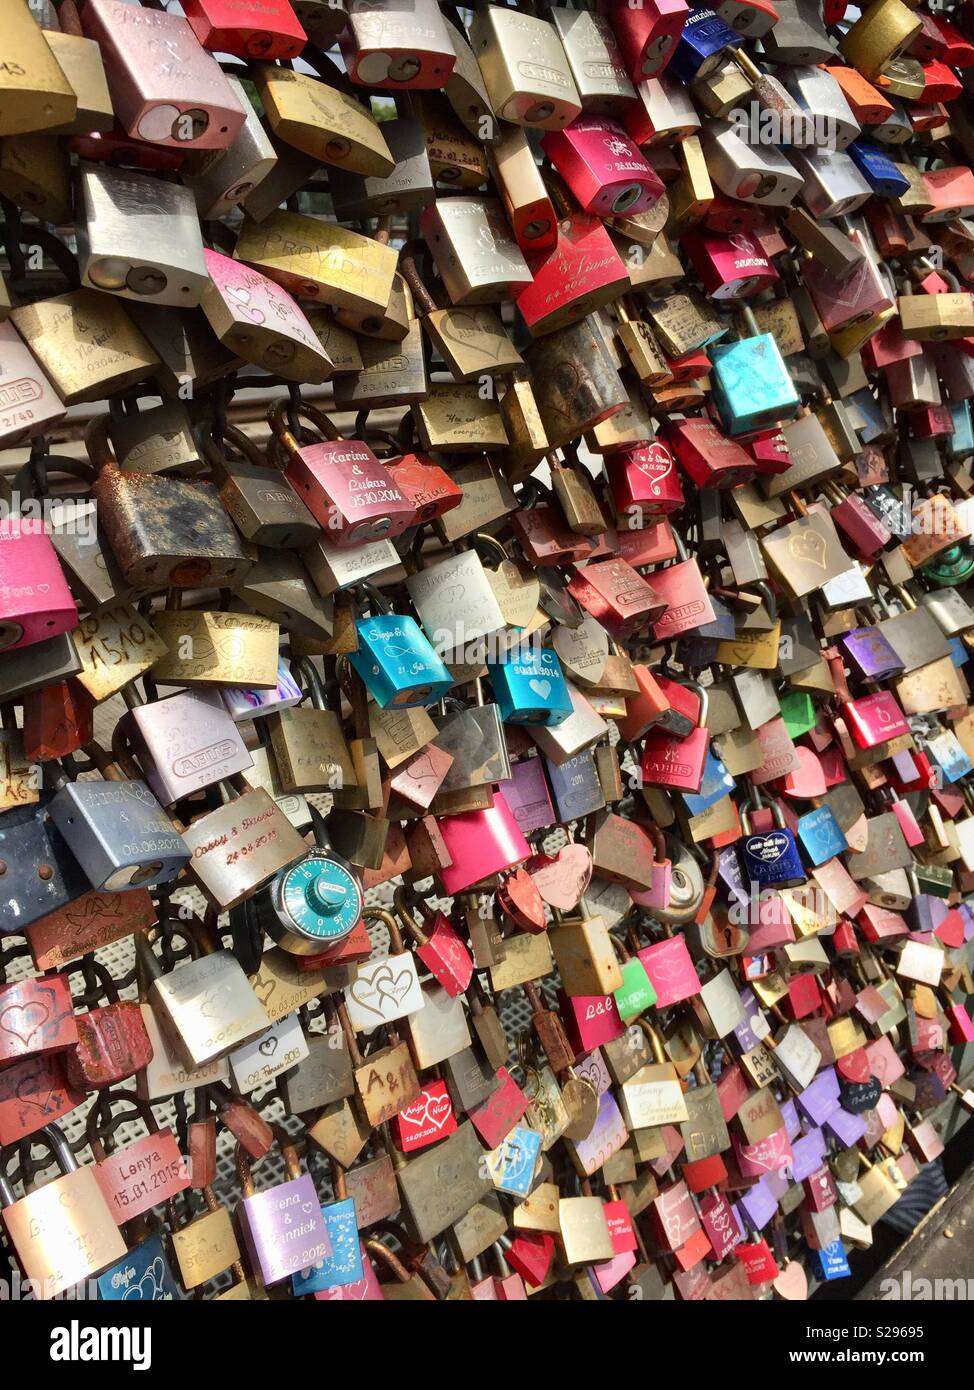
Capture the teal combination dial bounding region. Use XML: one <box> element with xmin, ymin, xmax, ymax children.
<box><xmin>266</xmin><ymin>849</ymin><xmax>364</xmax><ymax>956</ymax></box>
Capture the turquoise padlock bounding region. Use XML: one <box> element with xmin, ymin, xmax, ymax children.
<box><xmin>348</xmin><ymin>587</ymin><xmax>452</xmax><ymax>708</ymax></box>
<box><xmin>710</xmin><ymin>306</ymin><xmax>800</xmax><ymax>437</ymax></box>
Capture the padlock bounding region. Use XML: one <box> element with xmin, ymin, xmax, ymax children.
<box><xmin>182</xmin><ymin>0</ymin><xmax>306</xmax><ymax>59</ymax></box>
<box><xmin>543</xmin><ymin>115</ymin><xmax>663</xmax><ymax>218</ymax></box>
<box><xmin>137</xmin><ymin>920</ymin><xmax>272</xmax><ymax>1070</ymax></box>
<box><xmin>738</xmin><ymin>794</ymin><xmax>806</xmax><ymax>888</ymax></box>
<box><xmin>47</xmin><ymin>743</ymin><xmax>189</xmax><ymax>892</ymax></box>
<box><xmin>348</xmin><ymin>587</ymin><xmax>452</xmax><ymax>710</ymax></box>
<box><xmin>182</xmin><ymin>77</ymin><xmax>279</xmax><ymax>220</ymax></box>
<box><xmin>252</xmin><ymin>64</ymin><xmax>394</xmax><ymax>177</ymax></box>
<box><xmin>78</xmin><ymin>163</ymin><xmax>208</xmax><ymax>307</ymax></box>
<box><xmin>0</xmin><ymin>1124</ymin><xmax>127</xmax><ymax>1299</ymax></box>
<box><xmin>394</xmin><ymin>887</ymin><xmax>474</xmax><ymax>999</ymax></box>
<box><xmin>709</xmin><ymin>304</ymin><xmax>801</xmax><ymax>436</ymax></box>
<box><xmin>236</xmin><ymin>1127</ymin><xmax>332</xmax><ymax>1286</ymax></box>
<box><xmin>265</xmin><ymin>660</ymin><xmax>356</xmax><ymax>794</ymax></box>
<box><xmin>0</xmin><ymin>517</ymin><xmax>77</xmax><ymax>654</ymax></box>
<box><xmin>469</xmin><ymin>5</ymin><xmax>581</xmax><ymax>129</ymax></box>
<box><xmin>201</xmin><ymin>251</ymin><xmax>334</xmax><ymax>385</ymax></box>
<box><xmin>81</xmin><ymin>0</ymin><xmax>247</xmax><ymax>149</ymax></box>
<box><xmin>86</xmin><ymin>1091</ymin><xmax>190</xmax><ymax>1226</ymax></box>
<box><xmin>269</xmin><ymin>400</ymin><xmax>414</xmax><ymax>546</ymax></box>
<box><xmin>420</xmin><ymin>196</ymin><xmax>533</xmax><ymax>305</ymax></box>
<box><xmin>487</xmin><ymin>642</ymin><xmax>573</xmax><ymax>726</ymax></box>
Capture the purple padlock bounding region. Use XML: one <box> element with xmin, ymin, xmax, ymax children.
<box><xmin>840</xmin><ymin>626</ymin><xmax>905</xmax><ymax>682</ymax></box>
<box><xmin>236</xmin><ymin>1138</ymin><xmax>332</xmax><ymax>1286</ymax></box>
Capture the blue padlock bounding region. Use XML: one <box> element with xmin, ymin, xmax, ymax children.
<box><xmin>348</xmin><ymin>607</ymin><xmax>452</xmax><ymax>709</ymax></box>
<box><xmin>544</xmin><ymin>751</ymin><xmax>606</xmax><ymax>820</ymax></box>
<box><xmin>291</xmin><ymin>1197</ymin><xmax>363</xmax><ymax>1295</ymax></box>
<box><xmin>487</xmin><ymin>644</ymin><xmax>572</xmax><ymax>726</ymax></box>
<box><xmin>668</xmin><ymin>7</ymin><xmax>741</xmax><ymax>84</ymax></box>
<box><xmin>797</xmin><ymin>805</ymin><xmax>847</xmax><ymax>866</ymax></box>
<box><xmin>846</xmin><ymin>140</ymin><xmax>911</xmax><ymax>198</ymax></box>
<box><xmin>97</xmin><ymin>1232</ymin><xmax>179</xmax><ymax>1301</ymax></box>
<box><xmin>738</xmin><ymin>797</ymin><xmax>806</xmax><ymax>888</ymax></box>
<box><xmin>710</xmin><ymin>307</ymin><xmax>800</xmax><ymax>436</ymax></box>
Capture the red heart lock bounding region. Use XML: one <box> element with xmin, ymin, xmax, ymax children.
<box><xmin>496</xmin><ymin>867</ymin><xmax>547</xmax><ymax>933</ymax></box>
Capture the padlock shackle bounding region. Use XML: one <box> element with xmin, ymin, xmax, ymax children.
<box><xmin>292</xmin><ymin>655</ymin><xmax>328</xmax><ymax>710</ymax></box>
<box><xmin>200</xmin><ymin>423</ymin><xmax>269</xmax><ymax>476</ymax></box>
<box><xmin>364</xmin><ymin>1237</ymin><xmax>414</xmax><ymax>1284</ymax></box>
<box><xmin>85</xmin><ymin>1091</ymin><xmax>161</xmax><ymax>1163</ymax></box>
<box><xmin>364</xmin><ymin>905</ymin><xmax>407</xmax><ymax>957</ymax></box>
<box><xmin>267</xmin><ymin>399</ymin><xmax>343</xmax><ymax>456</ymax></box>
<box><xmin>391</xmin><ymin>886</ymin><xmax>431</xmax><ymax>947</ymax></box>
<box><xmin>399</xmin><ymin>241</ymin><xmax>439</xmax><ymax>316</ymax></box>
<box><xmin>84</xmin><ymin>414</ymin><xmax>119</xmax><ymax>474</ymax></box>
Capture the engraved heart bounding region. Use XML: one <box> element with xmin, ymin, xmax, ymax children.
<box><xmin>253</xmin><ymin>975</ymin><xmax>276</xmax><ymax>1007</ymax></box>
<box><xmin>745</xmin><ymin>832</ymin><xmax>789</xmax><ymax>865</ymax></box>
<box><xmin>0</xmin><ymin>1001</ymin><xmax>51</xmax><ymax>1048</ymax></box>
<box><xmin>200</xmin><ymin>983</ymin><xmax>234</xmax><ymax>1020</ymax></box>
<box><xmin>441</xmin><ymin>308</ymin><xmax>510</xmax><ymax>363</ymax></box>
<box><xmin>788</xmin><ymin>528</ymin><xmax>827</xmax><ymax>571</ymax></box>
<box><xmin>258</xmin><ymin>1035</ymin><xmax>279</xmax><ymax>1058</ymax></box>
<box><xmin>403</xmin><ymin>1086</ymin><xmax>452</xmax><ymax>1132</ymax></box>
<box><xmin>15</xmin><ymin>1068</ymin><xmax>57</xmax><ymax>1114</ymax></box>
<box><xmin>349</xmin><ymin>962</ymin><xmax>413</xmax><ymax>1019</ymax></box>
<box><xmin>553</xmin><ymin>615</ymin><xmax>608</xmax><ymax>683</ymax></box>
<box><xmin>528</xmin><ymin>678</ymin><xmax>551</xmax><ymax>700</ymax></box>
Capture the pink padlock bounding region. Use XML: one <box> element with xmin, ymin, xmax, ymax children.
<box><xmin>636</xmin><ymin>934</ymin><xmax>699</xmax><ymax>1007</ymax></box>
<box><xmin>558</xmin><ymin>990</ymin><xmax>625</xmax><ymax>1053</ymax></box>
<box><xmin>542</xmin><ymin>116</ymin><xmax>664</xmax><ymax>219</ymax></box>
<box><xmin>0</xmin><ymin>520</ymin><xmax>77</xmax><ymax>653</ymax></box>
<box><xmin>437</xmin><ymin>793</ymin><xmax>531</xmax><ymax>896</ymax></box>
<box><xmin>630</xmin><ymin>824</ymin><xmax>672</xmax><ymax>910</ymax></box>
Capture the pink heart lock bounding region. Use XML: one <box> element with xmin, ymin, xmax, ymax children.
<box><xmin>527</xmin><ymin>843</ymin><xmax>594</xmax><ymax>912</ymax></box>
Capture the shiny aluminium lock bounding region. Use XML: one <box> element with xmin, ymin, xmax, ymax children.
<box><xmin>77</xmin><ymin>163</ymin><xmax>208</xmax><ymax>307</ymax></box>
<box><xmin>47</xmin><ymin>743</ymin><xmax>189</xmax><ymax>893</ymax></box>
<box><xmin>469</xmin><ymin>5</ymin><xmax>582</xmax><ymax>129</ymax></box>
<box><xmin>182</xmin><ymin>76</ymin><xmax>278</xmax><ymax>220</ymax></box>
<box><xmin>0</xmin><ymin>318</ymin><xmax>66</xmax><ymax>450</ymax></box>
<box><xmin>549</xmin><ymin>7</ymin><xmax>635</xmax><ymax>113</ymax></box>
<box><xmin>340</xmin><ymin>0</ymin><xmax>456</xmax><ymax>88</ymax></box>
<box><xmin>699</xmin><ymin>119</ymin><xmax>804</xmax><ymax>207</ymax></box>
<box><xmin>138</xmin><ymin>922</ymin><xmax>273</xmax><ymax>1069</ymax></box>
<box><xmin>419</xmin><ymin>196</ymin><xmax>533</xmax><ymax>305</ymax></box>
<box><xmin>80</xmin><ymin>0</ymin><xmax>247</xmax><ymax>149</ymax></box>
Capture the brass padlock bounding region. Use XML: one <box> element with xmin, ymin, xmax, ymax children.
<box><xmin>0</xmin><ymin>0</ymin><xmax>77</xmax><ymax>135</ymax></box>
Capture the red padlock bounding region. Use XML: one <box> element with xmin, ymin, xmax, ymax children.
<box><xmin>63</xmin><ymin>961</ymin><xmax>154</xmax><ymax>1091</ymax></box>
